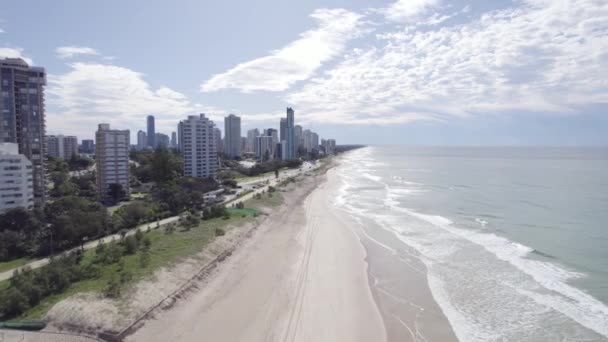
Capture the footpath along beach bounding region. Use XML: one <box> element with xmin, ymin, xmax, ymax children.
<box><xmin>129</xmin><ymin>157</ymin><xmax>457</xmax><ymax>342</ymax></box>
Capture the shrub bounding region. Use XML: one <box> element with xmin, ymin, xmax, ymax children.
<box><xmin>215</xmin><ymin>228</ymin><xmax>225</xmax><ymax>236</ymax></box>
<box><xmin>105</xmin><ymin>275</ymin><xmax>121</xmax><ymax>298</ymax></box>
<box><xmin>124</xmin><ymin>235</ymin><xmax>138</xmax><ymax>255</ymax></box>
<box><xmin>139</xmin><ymin>251</ymin><xmax>151</xmax><ymax>268</ymax></box>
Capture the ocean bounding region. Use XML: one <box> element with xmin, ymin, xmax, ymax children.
<box><xmin>334</xmin><ymin>146</ymin><xmax>608</xmax><ymax>341</ymax></box>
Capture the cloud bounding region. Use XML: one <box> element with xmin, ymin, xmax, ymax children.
<box><xmin>382</xmin><ymin>0</ymin><xmax>441</xmax><ymax>22</ymax></box>
<box><xmin>286</xmin><ymin>0</ymin><xmax>608</xmax><ymax>125</ymax></box>
<box><xmin>47</xmin><ymin>63</ymin><xmax>225</xmax><ymax>139</ymax></box>
<box><xmin>0</xmin><ymin>47</ymin><xmax>33</xmax><ymax>65</ymax></box>
<box><xmin>200</xmin><ymin>8</ymin><xmax>365</xmax><ymax>93</ymax></box>
<box><xmin>56</xmin><ymin>46</ymin><xmax>100</xmax><ymax>59</ymax></box>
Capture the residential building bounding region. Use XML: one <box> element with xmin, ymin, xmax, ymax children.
<box><xmin>246</xmin><ymin>128</ymin><xmax>259</xmax><ymax>153</ymax></box>
<box><xmin>46</xmin><ymin>135</ymin><xmax>78</xmax><ymax>160</ymax></box>
<box><xmin>171</xmin><ymin>131</ymin><xmax>177</xmax><ymax>148</ymax></box>
<box><xmin>295</xmin><ymin>125</ymin><xmax>303</xmax><ymax>154</ymax></box>
<box><xmin>180</xmin><ymin>114</ymin><xmax>218</xmax><ymax>179</ymax></box>
<box><xmin>241</xmin><ymin>137</ymin><xmax>247</xmax><ymax>154</ymax></box>
<box><xmin>81</xmin><ymin>139</ymin><xmax>94</xmax><ymax>154</ymax></box>
<box><xmin>155</xmin><ymin>133</ymin><xmax>170</xmax><ymax>148</ymax></box>
<box><xmin>137</xmin><ymin>130</ymin><xmax>147</xmax><ymax>150</ymax></box>
<box><xmin>280</xmin><ymin>140</ymin><xmax>288</xmax><ymax>160</ymax></box>
<box><xmin>303</xmin><ymin>129</ymin><xmax>312</xmax><ymax>153</ymax></box>
<box><xmin>312</xmin><ymin>132</ymin><xmax>319</xmax><ymax>152</ymax></box>
<box><xmin>326</xmin><ymin>139</ymin><xmax>336</xmax><ymax>155</ymax></box>
<box><xmin>224</xmin><ymin>114</ymin><xmax>241</xmax><ymax>159</ymax></box>
<box><xmin>286</xmin><ymin>107</ymin><xmax>296</xmax><ymax>159</ymax></box>
<box><xmin>95</xmin><ymin>124</ymin><xmax>130</xmax><ymax>203</ymax></box>
<box><xmin>255</xmin><ymin>135</ymin><xmax>274</xmax><ymax>162</ymax></box>
<box><xmin>0</xmin><ymin>58</ymin><xmax>47</xmax><ymax>206</ymax></box>
<box><xmin>177</xmin><ymin>122</ymin><xmax>184</xmax><ymax>152</ymax></box>
<box><xmin>214</xmin><ymin>128</ymin><xmax>223</xmax><ymax>153</ymax></box>
<box><xmin>147</xmin><ymin>115</ymin><xmax>155</xmax><ymax>148</ymax></box>
<box><xmin>0</xmin><ymin>143</ymin><xmax>34</xmax><ymax>213</ymax></box>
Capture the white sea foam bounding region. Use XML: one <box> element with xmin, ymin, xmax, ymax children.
<box><xmin>475</xmin><ymin>218</ymin><xmax>489</xmax><ymax>227</ymax></box>
<box><xmin>336</xmin><ymin>154</ymin><xmax>608</xmax><ymax>340</ymax></box>
<box><xmin>362</xmin><ymin>173</ymin><xmax>382</xmax><ymax>182</ymax></box>
<box><xmin>386</xmin><ymin>201</ymin><xmax>608</xmax><ymax>339</ymax></box>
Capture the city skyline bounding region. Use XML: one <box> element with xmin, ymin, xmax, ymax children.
<box><xmin>1</xmin><ymin>0</ymin><xmax>606</xmax><ymax>145</ymax></box>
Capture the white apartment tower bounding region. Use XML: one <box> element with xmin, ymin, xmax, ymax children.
<box><xmin>95</xmin><ymin>124</ymin><xmax>130</xmax><ymax>203</ymax></box>
<box><xmin>0</xmin><ymin>143</ymin><xmax>34</xmax><ymax>213</ymax></box>
<box><xmin>224</xmin><ymin>114</ymin><xmax>241</xmax><ymax>159</ymax></box>
<box><xmin>180</xmin><ymin>114</ymin><xmax>218</xmax><ymax>179</ymax></box>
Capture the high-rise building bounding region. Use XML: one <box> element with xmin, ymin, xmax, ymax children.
<box><xmin>95</xmin><ymin>124</ymin><xmax>130</xmax><ymax>203</ymax></box>
<box><xmin>255</xmin><ymin>135</ymin><xmax>274</xmax><ymax>162</ymax></box>
<box><xmin>295</xmin><ymin>125</ymin><xmax>303</xmax><ymax>155</ymax></box>
<box><xmin>214</xmin><ymin>128</ymin><xmax>223</xmax><ymax>154</ymax></box>
<box><xmin>280</xmin><ymin>118</ymin><xmax>287</xmax><ymax>143</ymax></box>
<box><xmin>303</xmin><ymin>129</ymin><xmax>312</xmax><ymax>153</ymax></box>
<box><xmin>147</xmin><ymin>115</ymin><xmax>156</xmax><ymax>148</ymax></box>
<box><xmin>180</xmin><ymin>114</ymin><xmax>218</xmax><ymax>179</ymax></box>
<box><xmin>224</xmin><ymin>114</ymin><xmax>241</xmax><ymax>159</ymax></box>
<box><xmin>46</xmin><ymin>135</ymin><xmax>78</xmax><ymax>160</ymax></box>
<box><xmin>177</xmin><ymin>122</ymin><xmax>184</xmax><ymax>152</ymax></box>
<box><xmin>0</xmin><ymin>58</ymin><xmax>47</xmax><ymax>206</ymax></box>
<box><xmin>0</xmin><ymin>143</ymin><xmax>34</xmax><ymax>213</ymax></box>
<box><xmin>171</xmin><ymin>132</ymin><xmax>177</xmax><ymax>148</ymax></box>
<box><xmin>312</xmin><ymin>132</ymin><xmax>319</xmax><ymax>152</ymax></box>
<box><xmin>81</xmin><ymin>139</ymin><xmax>95</xmax><ymax>154</ymax></box>
<box><xmin>326</xmin><ymin>139</ymin><xmax>336</xmax><ymax>155</ymax></box>
<box><xmin>137</xmin><ymin>130</ymin><xmax>147</xmax><ymax>150</ymax></box>
<box><xmin>286</xmin><ymin>108</ymin><xmax>296</xmax><ymax>159</ymax></box>
<box><xmin>155</xmin><ymin>133</ymin><xmax>170</xmax><ymax>148</ymax></box>
<box><xmin>246</xmin><ymin>129</ymin><xmax>259</xmax><ymax>153</ymax></box>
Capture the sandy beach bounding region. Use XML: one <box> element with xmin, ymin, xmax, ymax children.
<box><xmin>128</xmin><ymin>161</ymin><xmax>456</xmax><ymax>342</ymax></box>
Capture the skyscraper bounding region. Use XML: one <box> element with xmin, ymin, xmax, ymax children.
<box><xmin>137</xmin><ymin>130</ymin><xmax>147</xmax><ymax>150</ymax></box>
<box><xmin>180</xmin><ymin>114</ymin><xmax>218</xmax><ymax>179</ymax></box>
<box><xmin>286</xmin><ymin>108</ymin><xmax>296</xmax><ymax>159</ymax></box>
<box><xmin>147</xmin><ymin>115</ymin><xmax>156</xmax><ymax>148</ymax></box>
<box><xmin>311</xmin><ymin>132</ymin><xmax>319</xmax><ymax>152</ymax></box>
<box><xmin>155</xmin><ymin>133</ymin><xmax>170</xmax><ymax>148</ymax></box>
<box><xmin>177</xmin><ymin>122</ymin><xmax>184</xmax><ymax>152</ymax></box>
<box><xmin>214</xmin><ymin>128</ymin><xmax>223</xmax><ymax>154</ymax></box>
<box><xmin>224</xmin><ymin>114</ymin><xmax>241</xmax><ymax>159</ymax></box>
<box><xmin>0</xmin><ymin>58</ymin><xmax>47</xmax><ymax>206</ymax></box>
<box><xmin>46</xmin><ymin>135</ymin><xmax>78</xmax><ymax>160</ymax></box>
<box><xmin>246</xmin><ymin>129</ymin><xmax>259</xmax><ymax>153</ymax></box>
<box><xmin>171</xmin><ymin>131</ymin><xmax>177</xmax><ymax>148</ymax></box>
<box><xmin>95</xmin><ymin>124</ymin><xmax>130</xmax><ymax>203</ymax></box>
<box><xmin>280</xmin><ymin>118</ymin><xmax>287</xmax><ymax>143</ymax></box>
<box><xmin>303</xmin><ymin>129</ymin><xmax>312</xmax><ymax>153</ymax></box>
<box><xmin>295</xmin><ymin>125</ymin><xmax>303</xmax><ymax>155</ymax></box>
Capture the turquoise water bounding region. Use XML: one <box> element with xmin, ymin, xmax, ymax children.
<box><xmin>335</xmin><ymin>146</ymin><xmax>608</xmax><ymax>341</ymax></box>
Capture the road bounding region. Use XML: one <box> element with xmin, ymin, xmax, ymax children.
<box><xmin>0</xmin><ymin>162</ymin><xmax>319</xmax><ymax>283</ymax></box>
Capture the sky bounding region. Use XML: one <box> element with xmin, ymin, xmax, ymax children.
<box><xmin>1</xmin><ymin>0</ymin><xmax>607</xmax><ymax>145</ymax></box>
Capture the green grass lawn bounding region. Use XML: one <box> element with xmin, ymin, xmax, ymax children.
<box><xmin>12</xmin><ymin>208</ymin><xmax>258</xmax><ymax>320</ymax></box>
<box><xmin>227</xmin><ymin>208</ymin><xmax>260</xmax><ymax>216</ymax></box>
<box><xmin>0</xmin><ymin>257</ymin><xmax>31</xmax><ymax>273</ymax></box>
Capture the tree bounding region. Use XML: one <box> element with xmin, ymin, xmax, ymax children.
<box><xmin>105</xmin><ymin>274</ymin><xmax>121</xmax><ymax>298</ymax></box>
<box><xmin>108</xmin><ymin>183</ymin><xmax>126</xmax><ymax>204</ymax></box>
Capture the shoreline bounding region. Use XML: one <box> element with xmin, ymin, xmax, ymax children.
<box><xmin>127</xmin><ymin>159</ymin><xmax>387</xmax><ymax>341</ymax></box>
<box><xmin>325</xmin><ymin>158</ymin><xmax>458</xmax><ymax>342</ymax></box>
